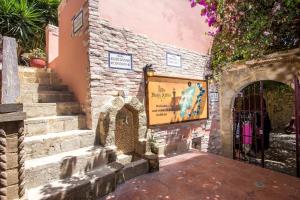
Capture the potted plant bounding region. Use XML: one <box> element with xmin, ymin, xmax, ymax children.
<box><xmin>29</xmin><ymin>48</ymin><xmax>46</xmax><ymax>68</ymax></box>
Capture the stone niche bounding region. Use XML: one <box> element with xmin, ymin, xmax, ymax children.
<box><xmin>115</xmin><ymin>105</ymin><xmax>137</xmax><ymax>154</ymax></box>
<box><xmin>98</xmin><ymin>96</ymin><xmax>148</xmax><ymax>156</ymax></box>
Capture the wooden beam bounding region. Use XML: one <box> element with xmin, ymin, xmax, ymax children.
<box><xmin>2</xmin><ymin>37</ymin><xmax>20</xmax><ymax>104</ymax></box>
<box><xmin>0</xmin><ymin>104</ymin><xmax>23</xmax><ymax>113</ymax></box>
<box><xmin>0</xmin><ymin>112</ymin><xmax>26</xmax><ymax>123</ymax></box>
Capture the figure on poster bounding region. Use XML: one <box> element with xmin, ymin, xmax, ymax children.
<box><xmin>179</xmin><ymin>82</ymin><xmax>206</xmax><ymax>118</ymax></box>
<box><xmin>179</xmin><ymin>82</ymin><xmax>195</xmax><ymax>118</ymax></box>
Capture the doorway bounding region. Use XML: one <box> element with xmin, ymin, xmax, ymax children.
<box><xmin>233</xmin><ymin>80</ymin><xmax>298</xmax><ymax>176</ymax></box>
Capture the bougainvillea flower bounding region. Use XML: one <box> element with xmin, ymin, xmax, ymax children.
<box><xmin>190</xmin><ymin>0</ymin><xmax>197</xmax><ymax>7</ymax></box>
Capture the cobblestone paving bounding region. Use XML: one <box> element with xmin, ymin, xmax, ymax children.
<box><xmin>101</xmin><ymin>150</ymin><xmax>300</xmax><ymax>200</ymax></box>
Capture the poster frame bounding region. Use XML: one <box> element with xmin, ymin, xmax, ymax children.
<box><xmin>145</xmin><ymin>74</ymin><xmax>209</xmax><ymax>128</ymax></box>
<box><xmin>166</xmin><ymin>52</ymin><xmax>182</xmax><ymax>67</ymax></box>
<box><xmin>108</xmin><ymin>51</ymin><xmax>133</xmax><ymax>70</ymax></box>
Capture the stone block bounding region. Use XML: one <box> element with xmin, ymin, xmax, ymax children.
<box><xmin>89</xmin><ymin>167</ymin><xmax>117</xmax><ymax>198</ymax></box>
<box><xmin>7</xmin><ymin>152</ymin><xmax>18</xmax><ymax>169</ymax></box>
<box><xmin>135</xmin><ymin>140</ymin><xmax>146</xmax><ymax>156</ymax></box>
<box><xmin>24</xmin><ymin>104</ymin><xmax>57</xmax><ymax>118</ymax></box>
<box><xmin>7</xmin><ymin>184</ymin><xmax>19</xmax><ymax>200</ymax></box>
<box><xmin>6</xmin><ymin>135</ymin><xmax>18</xmax><ymax>155</ymax></box>
<box><xmin>7</xmin><ymin>168</ymin><xmax>18</xmax><ymax>186</ymax></box>
<box><xmin>144</xmin><ymin>153</ymin><xmax>159</xmax><ymax>172</ymax></box>
<box><xmin>61</xmin><ymin>138</ymin><xmax>81</xmax><ymax>152</ymax></box>
<box><xmin>80</xmin><ymin>134</ymin><xmax>95</xmax><ymax>147</ymax></box>
<box><xmin>121</xmin><ymin>159</ymin><xmax>149</xmax><ymax>181</ymax></box>
<box><xmin>25</xmin><ymin>146</ymin><xmax>110</xmax><ymax>189</ymax></box>
<box><xmin>63</xmin><ymin>119</ymin><xmax>78</xmax><ymax>131</ymax></box>
<box><xmin>25</xmin><ymin>122</ymin><xmax>47</xmax><ymax>136</ymax></box>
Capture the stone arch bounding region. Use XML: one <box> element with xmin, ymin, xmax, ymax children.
<box><xmin>97</xmin><ymin>96</ymin><xmax>148</xmax><ymax>155</ymax></box>
<box><xmin>219</xmin><ymin>49</ymin><xmax>300</xmax><ymax>157</ymax></box>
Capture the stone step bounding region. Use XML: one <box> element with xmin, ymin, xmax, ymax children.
<box><xmin>25</xmin><ymin>115</ymin><xmax>86</xmax><ymax>136</ymax></box>
<box><xmin>25</xmin><ymin>146</ymin><xmax>116</xmax><ymax>189</ymax></box>
<box><xmin>24</xmin><ymin>130</ymin><xmax>95</xmax><ymax>159</ymax></box>
<box><xmin>21</xmin><ymin>83</ymin><xmax>69</xmax><ymax>93</ymax></box>
<box><xmin>19</xmin><ymin>66</ymin><xmax>54</xmax><ymax>73</ymax></box>
<box><xmin>19</xmin><ymin>67</ymin><xmax>62</xmax><ymax>85</ymax></box>
<box><xmin>27</xmin><ymin>159</ymin><xmax>149</xmax><ymax>200</ymax></box>
<box><xmin>21</xmin><ymin>91</ymin><xmax>75</xmax><ymax>104</ymax></box>
<box><xmin>24</xmin><ymin>102</ymin><xmax>82</xmax><ymax>118</ymax></box>
<box><xmin>38</xmin><ymin>91</ymin><xmax>75</xmax><ymax>103</ymax></box>
<box><xmin>116</xmin><ymin>154</ymin><xmax>133</xmax><ymax>165</ymax></box>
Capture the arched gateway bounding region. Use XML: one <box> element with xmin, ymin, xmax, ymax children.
<box><xmin>219</xmin><ymin>48</ymin><xmax>300</xmax><ymax>162</ymax></box>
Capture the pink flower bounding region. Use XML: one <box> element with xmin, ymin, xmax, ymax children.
<box><xmin>263</xmin><ymin>31</ymin><xmax>270</xmax><ymax>36</ymax></box>
<box><xmin>272</xmin><ymin>2</ymin><xmax>281</xmax><ymax>14</ymax></box>
<box><xmin>216</xmin><ymin>26</ymin><xmax>222</xmax><ymax>33</ymax></box>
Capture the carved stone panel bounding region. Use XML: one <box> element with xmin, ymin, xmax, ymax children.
<box><xmin>115</xmin><ymin>106</ymin><xmax>137</xmax><ymax>154</ymax></box>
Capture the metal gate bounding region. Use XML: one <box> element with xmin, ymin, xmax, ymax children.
<box><xmin>294</xmin><ymin>75</ymin><xmax>300</xmax><ymax>177</ymax></box>
<box><xmin>233</xmin><ymin>81</ymin><xmax>266</xmax><ymax>167</ymax></box>
<box><xmin>233</xmin><ymin>77</ymin><xmax>300</xmax><ymax>177</ymax></box>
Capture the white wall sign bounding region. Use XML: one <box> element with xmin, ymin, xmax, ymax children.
<box><xmin>73</xmin><ymin>10</ymin><xmax>83</xmax><ymax>34</ymax></box>
<box><xmin>109</xmin><ymin>52</ymin><xmax>132</xmax><ymax>70</ymax></box>
<box><xmin>209</xmin><ymin>92</ymin><xmax>219</xmax><ymax>102</ymax></box>
<box><xmin>166</xmin><ymin>53</ymin><xmax>181</xmax><ymax>67</ymax></box>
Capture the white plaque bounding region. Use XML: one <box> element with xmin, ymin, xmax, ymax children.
<box><xmin>166</xmin><ymin>53</ymin><xmax>181</xmax><ymax>67</ymax></box>
<box><xmin>209</xmin><ymin>92</ymin><xmax>219</xmax><ymax>102</ymax></box>
<box><xmin>73</xmin><ymin>11</ymin><xmax>83</xmax><ymax>34</ymax></box>
<box><xmin>109</xmin><ymin>52</ymin><xmax>132</xmax><ymax>70</ymax></box>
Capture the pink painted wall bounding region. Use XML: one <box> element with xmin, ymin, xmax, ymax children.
<box><xmin>99</xmin><ymin>0</ymin><xmax>213</xmax><ymax>54</ymax></box>
<box><xmin>46</xmin><ymin>25</ymin><xmax>59</xmax><ymax>69</ymax></box>
<box><xmin>52</xmin><ymin>0</ymin><xmax>89</xmax><ymax>106</ymax></box>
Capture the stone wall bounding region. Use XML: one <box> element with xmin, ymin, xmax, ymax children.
<box><xmin>265</xmin><ymin>131</ymin><xmax>296</xmax><ymax>176</ymax></box>
<box><xmin>264</xmin><ymin>85</ymin><xmax>294</xmax><ymax>130</ymax></box>
<box><xmin>87</xmin><ymin>0</ymin><xmax>218</xmax><ymax>155</ymax></box>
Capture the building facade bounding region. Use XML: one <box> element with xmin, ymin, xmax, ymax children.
<box><xmin>47</xmin><ymin>0</ymin><xmax>221</xmax><ymax>156</ymax></box>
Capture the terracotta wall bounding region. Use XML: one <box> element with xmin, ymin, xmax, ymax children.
<box><xmin>51</xmin><ymin>0</ymin><xmax>89</xmax><ymax>107</ymax></box>
<box><xmin>46</xmin><ymin>25</ymin><xmax>59</xmax><ymax>69</ymax></box>
<box><xmin>99</xmin><ymin>0</ymin><xmax>213</xmax><ymax>54</ymax></box>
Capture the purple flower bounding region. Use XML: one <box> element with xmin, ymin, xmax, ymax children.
<box><xmin>190</xmin><ymin>0</ymin><xmax>197</xmax><ymax>8</ymax></box>
<box><xmin>207</xmin><ymin>16</ymin><xmax>216</xmax><ymax>26</ymax></box>
<box><xmin>211</xmin><ymin>4</ymin><xmax>217</xmax><ymax>11</ymax></box>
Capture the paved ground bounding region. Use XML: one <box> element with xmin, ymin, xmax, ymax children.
<box><xmin>102</xmin><ymin>150</ymin><xmax>300</xmax><ymax>200</ymax></box>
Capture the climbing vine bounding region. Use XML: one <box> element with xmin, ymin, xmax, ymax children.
<box><xmin>190</xmin><ymin>0</ymin><xmax>300</xmax><ymax>77</ymax></box>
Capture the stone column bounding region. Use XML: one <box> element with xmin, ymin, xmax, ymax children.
<box><xmin>0</xmin><ymin>104</ymin><xmax>26</xmax><ymax>200</ymax></box>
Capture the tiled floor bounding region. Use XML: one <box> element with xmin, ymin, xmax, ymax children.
<box><xmin>102</xmin><ymin>150</ymin><xmax>300</xmax><ymax>200</ymax></box>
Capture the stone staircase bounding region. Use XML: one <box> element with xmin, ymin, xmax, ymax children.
<box><xmin>18</xmin><ymin>67</ymin><xmax>149</xmax><ymax>199</ymax></box>
<box><xmin>264</xmin><ymin>131</ymin><xmax>296</xmax><ymax>176</ymax></box>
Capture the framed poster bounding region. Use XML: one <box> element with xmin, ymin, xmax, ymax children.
<box><xmin>146</xmin><ymin>76</ymin><xmax>208</xmax><ymax>126</ymax></box>
<box><xmin>108</xmin><ymin>52</ymin><xmax>132</xmax><ymax>70</ymax></box>
<box><xmin>166</xmin><ymin>53</ymin><xmax>181</xmax><ymax>67</ymax></box>
<box><xmin>73</xmin><ymin>10</ymin><xmax>83</xmax><ymax>34</ymax></box>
